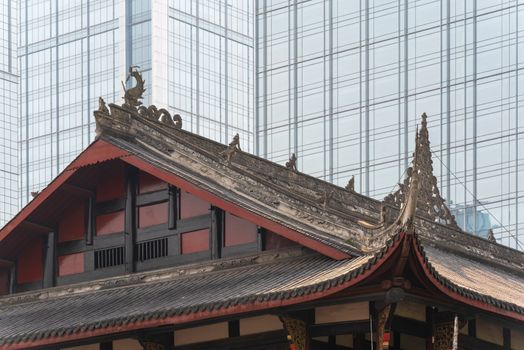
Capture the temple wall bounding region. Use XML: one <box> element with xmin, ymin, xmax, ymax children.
<box><xmin>174</xmin><ymin>322</ymin><xmax>228</xmax><ymax>346</ymax></box>
<box><xmin>239</xmin><ymin>315</ymin><xmax>283</xmax><ymax>335</ymax></box>
<box><xmin>477</xmin><ymin>316</ymin><xmax>503</xmax><ymax>346</ymax></box>
<box><xmin>113</xmin><ymin>339</ymin><xmax>142</xmax><ymax>350</ymax></box>
<box><xmin>395</xmin><ymin>301</ymin><xmax>426</xmax><ymax>321</ymax></box>
<box><xmin>315</xmin><ymin>301</ymin><xmax>369</xmax><ymax>323</ymax></box>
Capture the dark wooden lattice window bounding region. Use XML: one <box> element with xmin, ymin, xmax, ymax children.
<box><xmin>94</xmin><ymin>246</ymin><xmax>125</xmax><ymax>269</ymax></box>
<box><xmin>137</xmin><ymin>238</ymin><xmax>168</xmax><ymax>261</ymax></box>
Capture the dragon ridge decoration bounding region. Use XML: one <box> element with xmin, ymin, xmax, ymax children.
<box><xmin>97</xmin><ymin>66</ymin><xmax>182</xmax><ymax>130</ymax></box>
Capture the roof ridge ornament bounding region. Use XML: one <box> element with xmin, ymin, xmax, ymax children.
<box><xmin>122</xmin><ymin>65</ymin><xmax>146</xmax><ymax>109</ymax></box>
<box><xmin>345</xmin><ymin>175</ymin><xmax>355</xmax><ymax>192</ymax></box>
<box><xmin>286</xmin><ymin>153</ymin><xmax>298</xmax><ymax>172</ymax></box>
<box><xmin>95</xmin><ymin>67</ymin><xmax>183</xmax><ymax>137</ymax></box>
<box><xmin>220</xmin><ymin>133</ymin><xmax>242</xmax><ymax>165</ymax></box>
<box><xmin>384</xmin><ymin>113</ymin><xmax>460</xmax><ymax>230</ymax></box>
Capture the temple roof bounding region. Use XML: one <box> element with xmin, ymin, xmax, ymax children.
<box><xmin>0</xmin><ymin>248</ymin><xmax>381</xmax><ymax>347</ymax></box>
<box><xmin>1</xmin><ymin>70</ymin><xmax>524</xmax><ymax>347</ymax></box>
<box><xmin>0</xmin><ymin>232</ymin><xmax>523</xmax><ymax>348</ymax></box>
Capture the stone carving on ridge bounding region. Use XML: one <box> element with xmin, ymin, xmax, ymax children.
<box><xmin>122</xmin><ymin>65</ymin><xmax>146</xmax><ymax>109</ymax></box>
<box><xmin>95</xmin><ymin>66</ymin><xmax>183</xmax><ymax>132</ymax></box>
<box><xmin>286</xmin><ymin>153</ymin><xmax>298</xmax><ymax>172</ymax></box>
<box><xmin>220</xmin><ymin>133</ymin><xmax>242</xmax><ymax>165</ymax></box>
<box><xmin>384</xmin><ymin>113</ymin><xmax>460</xmax><ymax>230</ymax></box>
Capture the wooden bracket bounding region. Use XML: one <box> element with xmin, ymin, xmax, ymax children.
<box><xmin>280</xmin><ymin>315</ymin><xmax>309</xmax><ymax>350</ymax></box>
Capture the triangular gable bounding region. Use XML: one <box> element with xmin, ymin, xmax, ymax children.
<box><xmin>0</xmin><ymin>139</ymin><xmax>350</xmax><ymax>260</ymax></box>
<box><xmin>0</xmin><ymin>140</ymin><xmax>130</xmax><ymax>242</ymax></box>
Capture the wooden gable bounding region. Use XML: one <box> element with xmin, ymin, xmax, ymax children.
<box><xmin>0</xmin><ymin>141</ymin><xmax>308</xmax><ymax>294</ymax></box>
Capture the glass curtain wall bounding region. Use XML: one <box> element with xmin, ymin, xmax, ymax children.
<box><xmin>0</xmin><ymin>0</ymin><xmax>18</xmax><ymax>227</ymax></box>
<box><xmin>168</xmin><ymin>0</ymin><xmax>254</xmax><ymax>151</ymax></box>
<box><xmin>256</xmin><ymin>0</ymin><xmax>524</xmax><ymax>249</ymax></box>
<box><xmin>19</xmin><ymin>0</ymin><xmax>120</xmax><ymax>206</ymax></box>
<box><xmin>15</xmin><ymin>0</ymin><xmax>255</xmax><ymax>217</ymax></box>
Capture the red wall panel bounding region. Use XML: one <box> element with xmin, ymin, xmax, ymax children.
<box><xmin>180</xmin><ymin>191</ymin><xmax>209</xmax><ymax>219</ymax></box>
<box><xmin>96</xmin><ymin>211</ymin><xmax>125</xmax><ymax>235</ymax></box>
<box><xmin>58</xmin><ymin>200</ymin><xmax>85</xmax><ymax>242</ymax></box>
<box><xmin>17</xmin><ymin>239</ymin><xmax>43</xmax><ymax>284</ymax></box>
<box><xmin>96</xmin><ymin>163</ymin><xmax>125</xmax><ymax>202</ymax></box>
<box><xmin>181</xmin><ymin>229</ymin><xmax>209</xmax><ymax>254</ymax></box>
<box><xmin>139</xmin><ymin>171</ymin><xmax>166</xmax><ymax>193</ymax></box>
<box><xmin>138</xmin><ymin>202</ymin><xmax>168</xmax><ymax>228</ymax></box>
<box><xmin>224</xmin><ymin>212</ymin><xmax>257</xmax><ymax>247</ymax></box>
<box><xmin>58</xmin><ymin>252</ymin><xmax>85</xmax><ymax>276</ymax></box>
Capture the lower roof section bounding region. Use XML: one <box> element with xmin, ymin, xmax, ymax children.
<box><xmin>0</xmin><ymin>248</ymin><xmax>380</xmax><ymax>349</ymax></box>
<box><xmin>420</xmin><ymin>244</ymin><xmax>524</xmax><ymax>316</ymax></box>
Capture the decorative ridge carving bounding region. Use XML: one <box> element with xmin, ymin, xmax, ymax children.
<box><xmin>345</xmin><ymin>175</ymin><xmax>355</xmax><ymax>192</ymax></box>
<box><xmin>286</xmin><ymin>153</ymin><xmax>298</xmax><ymax>172</ymax></box>
<box><xmin>122</xmin><ymin>65</ymin><xmax>146</xmax><ymax>109</ymax></box>
<box><xmin>94</xmin><ymin>67</ymin><xmax>183</xmax><ymax>138</ymax></box>
<box><xmin>384</xmin><ymin>113</ymin><xmax>460</xmax><ymax>230</ymax></box>
<box><xmin>220</xmin><ymin>133</ymin><xmax>241</xmax><ymax>165</ymax></box>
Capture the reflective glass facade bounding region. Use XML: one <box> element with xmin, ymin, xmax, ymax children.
<box><xmin>0</xmin><ymin>0</ymin><xmax>18</xmax><ymax>227</ymax></box>
<box><xmin>167</xmin><ymin>0</ymin><xmax>254</xmax><ymax>148</ymax></box>
<box><xmin>14</xmin><ymin>0</ymin><xmax>254</xmax><ymax>219</ymax></box>
<box><xmin>256</xmin><ymin>0</ymin><xmax>524</xmax><ymax>249</ymax></box>
<box><xmin>19</xmin><ymin>0</ymin><xmax>121</xmax><ymax>207</ymax></box>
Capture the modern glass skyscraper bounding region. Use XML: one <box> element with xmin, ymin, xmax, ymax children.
<box><xmin>255</xmin><ymin>0</ymin><xmax>524</xmax><ymax>249</ymax></box>
<box><xmin>16</xmin><ymin>0</ymin><xmax>254</xmax><ymax>214</ymax></box>
<box><xmin>0</xmin><ymin>0</ymin><xmax>18</xmax><ymax>226</ymax></box>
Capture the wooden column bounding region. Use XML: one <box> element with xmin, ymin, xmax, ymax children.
<box><xmin>210</xmin><ymin>206</ymin><xmax>222</xmax><ymax>259</ymax></box>
<box><xmin>43</xmin><ymin>231</ymin><xmax>56</xmax><ymax>288</ymax></box>
<box><xmin>124</xmin><ymin>167</ymin><xmax>137</xmax><ymax>273</ymax></box>
<box><xmin>168</xmin><ymin>185</ymin><xmax>177</xmax><ymax>230</ymax></box>
<box><xmin>9</xmin><ymin>264</ymin><xmax>15</xmax><ymax>294</ymax></box>
<box><xmin>426</xmin><ymin>306</ymin><xmax>434</xmax><ymax>350</ymax></box>
<box><xmin>86</xmin><ymin>196</ymin><xmax>95</xmax><ymax>245</ymax></box>
<box><xmin>503</xmin><ymin>328</ymin><xmax>511</xmax><ymax>350</ymax></box>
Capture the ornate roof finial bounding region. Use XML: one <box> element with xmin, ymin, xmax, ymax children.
<box><xmin>487</xmin><ymin>229</ymin><xmax>496</xmax><ymax>243</ymax></box>
<box><xmin>345</xmin><ymin>175</ymin><xmax>355</xmax><ymax>192</ymax></box>
<box><xmin>286</xmin><ymin>153</ymin><xmax>298</xmax><ymax>172</ymax></box>
<box><xmin>385</xmin><ymin>113</ymin><xmax>460</xmax><ymax>230</ymax></box>
<box><xmin>220</xmin><ymin>133</ymin><xmax>241</xmax><ymax>165</ymax></box>
<box><xmin>98</xmin><ymin>97</ymin><xmax>109</xmax><ymax>114</ymax></box>
<box><xmin>122</xmin><ymin>65</ymin><xmax>146</xmax><ymax>109</ymax></box>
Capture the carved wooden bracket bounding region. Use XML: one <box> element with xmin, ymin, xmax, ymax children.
<box><xmin>140</xmin><ymin>342</ymin><xmax>165</xmax><ymax>350</ymax></box>
<box><xmin>377</xmin><ymin>304</ymin><xmax>392</xmax><ymax>350</ymax></box>
<box><xmin>434</xmin><ymin>316</ymin><xmax>466</xmax><ymax>350</ymax></box>
<box><xmin>280</xmin><ymin>315</ymin><xmax>308</xmax><ymax>350</ymax></box>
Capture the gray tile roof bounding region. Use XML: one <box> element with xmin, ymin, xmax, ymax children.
<box><xmin>422</xmin><ymin>244</ymin><xmax>524</xmax><ymax>314</ymax></box>
<box><xmin>0</xmin><ymin>250</ymin><xmax>378</xmax><ymax>346</ymax></box>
